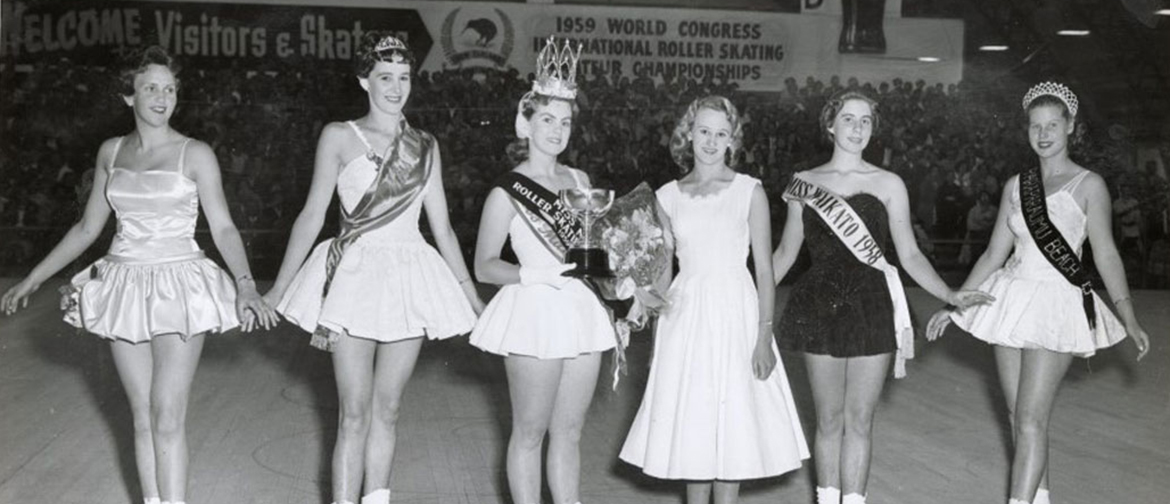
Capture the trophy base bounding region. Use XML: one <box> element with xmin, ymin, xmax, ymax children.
<box><xmin>563</xmin><ymin>248</ymin><xmax>614</xmax><ymax>278</ymax></box>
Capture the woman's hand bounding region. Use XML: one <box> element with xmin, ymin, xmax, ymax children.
<box><xmin>1</xmin><ymin>278</ymin><xmax>41</xmax><ymax>316</ymax></box>
<box><xmin>926</xmin><ymin>309</ymin><xmax>953</xmax><ymax>342</ymax></box>
<box><xmin>947</xmin><ymin>289</ymin><xmax>995</xmax><ymax>310</ymax></box>
<box><xmin>236</xmin><ymin>282</ymin><xmax>278</xmax><ymax>332</ymax></box>
<box><xmin>1127</xmin><ymin>321</ymin><xmax>1151</xmax><ymax>361</ymax></box>
<box><xmin>752</xmin><ymin>332</ymin><xmax>777</xmax><ymax>380</ymax></box>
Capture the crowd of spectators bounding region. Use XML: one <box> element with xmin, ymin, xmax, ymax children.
<box><xmin>2</xmin><ymin>57</ymin><xmax>1167</xmax><ymax>285</ymax></box>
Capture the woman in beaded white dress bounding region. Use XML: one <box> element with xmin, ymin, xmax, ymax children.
<box><xmin>928</xmin><ymin>82</ymin><xmax>1151</xmax><ymax>504</ymax></box>
<box><xmin>1</xmin><ymin>46</ymin><xmax>277</xmax><ymax>504</ymax></box>
<box><xmin>263</xmin><ymin>33</ymin><xmax>483</xmax><ymax>504</ymax></box>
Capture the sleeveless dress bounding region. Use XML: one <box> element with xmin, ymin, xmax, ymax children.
<box><xmin>620</xmin><ymin>174</ymin><xmax>809</xmax><ymax>480</ymax></box>
<box><xmin>777</xmin><ymin>192</ymin><xmax>899</xmax><ymax>356</ymax></box>
<box><xmin>62</xmin><ymin>138</ymin><xmax>239</xmax><ymax>342</ymax></box>
<box><xmin>469</xmin><ymin>169</ymin><xmax>616</xmax><ymax>358</ymax></box>
<box><xmin>276</xmin><ymin>122</ymin><xmax>477</xmax><ymax>348</ymax></box>
<box><xmin>949</xmin><ymin>171</ymin><xmax>1127</xmax><ymax>355</ymax></box>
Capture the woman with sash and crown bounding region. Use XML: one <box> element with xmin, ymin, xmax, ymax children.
<box><xmin>770</xmin><ymin>89</ymin><xmax>992</xmax><ymax>504</ymax></box>
<box><xmin>0</xmin><ymin>46</ymin><xmax>277</xmax><ymax>504</ymax></box>
<box><xmin>469</xmin><ymin>38</ymin><xmax>615</xmax><ymax>504</ymax></box>
<box><xmin>618</xmin><ymin>96</ymin><xmax>809</xmax><ymax>504</ymax></box>
<box><xmin>263</xmin><ymin>33</ymin><xmax>482</xmax><ymax>504</ymax></box>
<box><xmin>926</xmin><ymin>82</ymin><xmax>1151</xmax><ymax>504</ymax></box>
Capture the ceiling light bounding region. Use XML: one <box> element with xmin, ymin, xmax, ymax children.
<box><xmin>1057</xmin><ymin>29</ymin><xmax>1091</xmax><ymax>36</ymax></box>
<box><xmin>917</xmin><ymin>56</ymin><xmax>941</xmax><ymax>62</ymax></box>
<box><xmin>1156</xmin><ymin>9</ymin><xmax>1170</xmax><ymax>15</ymax></box>
<box><xmin>979</xmin><ymin>45</ymin><xmax>1010</xmax><ymax>51</ymax></box>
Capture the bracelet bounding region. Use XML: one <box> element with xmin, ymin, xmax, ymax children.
<box><xmin>458</xmin><ymin>277</ymin><xmax>473</xmax><ymax>285</ymax></box>
<box><xmin>760</xmin><ymin>320</ymin><xmax>773</xmax><ymax>326</ymax></box>
<box><xmin>236</xmin><ymin>274</ymin><xmax>255</xmax><ymax>284</ymax></box>
<box><xmin>1113</xmin><ymin>296</ymin><xmax>1132</xmax><ymax>305</ymax></box>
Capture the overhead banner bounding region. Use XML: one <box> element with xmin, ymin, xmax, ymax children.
<box><xmin>2</xmin><ymin>0</ymin><xmax>963</xmax><ymax>89</ymax></box>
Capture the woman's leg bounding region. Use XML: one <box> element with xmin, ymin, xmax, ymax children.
<box><xmin>547</xmin><ymin>352</ymin><xmax>601</xmax><ymax>504</ymax></box>
<box><xmin>1007</xmin><ymin>348</ymin><xmax>1072</xmax><ymax>502</ymax></box>
<box><xmin>362</xmin><ymin>337</ymin><xmax>424</xmax><ymax>501</ymax></box>
<box><xmin>994</xmin><ymin>346</ymin><xmax>1051</xmax><ymax>499</ymax></box>
<box><xmin>110</xmin><ymin>339</ymin><xmax>159</xmax><ymax>502</ymax></box>
<box><xmin>804</xmin><ymin>354</ymin><xmax>848</xmax><ymax>498</ymax></box>
<box><xmin>504</xmin><ymin>355</ymin><xmax>563</xmax><ymax>504</ymax></box>
<box><xmin>840</xmin><ymin>353</ymin><xmax>893</xmax><ymax>498</ymax></box>
<box><xmin>149</xmin><ymin>334</ymin><xmax>206</xmax><ymax>503</ymax></box>
<box><xmin>686</xmin><ymin>481</ymin><xmax>712</xmax><ymax>504</ymax></box>
<box><xmin>332</xmin><ymin>335</ymin><xmax>378</xmax><ymax>504</ymax></box>
<box><xmin>712</xmin><ymin>480</ymin><xmax>740</xmax><ymax>504</ymax></box>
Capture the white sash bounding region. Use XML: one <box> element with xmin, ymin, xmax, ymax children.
<box><xmin>784</xmin><ymin>176</ymin><xmax>914</xmax><ymax>378</ymax></box>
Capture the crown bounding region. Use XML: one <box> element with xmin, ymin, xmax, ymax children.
<box><xmin>531</xmin><ymin>37</ymin><xmax>583</xmax><ymax>100</ymax></box>
<box><xmin>1022</xmin><ymin>81</ymin><xmax>1078</xmax><ymax>117</ymax></box>
<box><xmin>375</xmin><ymin>35</ymin><xmax>408</xmax><ymax>53</ymax></box>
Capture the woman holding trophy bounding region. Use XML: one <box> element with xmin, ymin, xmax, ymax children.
<box><xmin>470</xmin><ymin>38</ymin><xmax>615</xmax><ymax>504</ymax></box>
<box><xmin>619</xmin><ymin>96</ymin><xmax>809</xmax><ymax>504</ymax></box>
<box><xmin>770</xmin><ymin>90</ymin><xmax>992</xmax><ymax>504</ymax></box>
<box><xmin>262</xmin><ymin>33</ymin><xmax>482</xmax><ymax>504</ymax></box>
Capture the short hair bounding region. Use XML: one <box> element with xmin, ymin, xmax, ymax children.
<box><xmin>1024</xmin><ymin>94</ymin><xmax>1084</xmax><ymax>145</ymax></box>
<box><xmin>118</xmin><ymin>46</ymin><xmax>180</xmax><ymax>96</ymax></box>
<box><xmin>668</xmin><ymin>95</ymin><xmax>744</xmax><ymax>174</ymax></box>
<box><xmin>505</xmin><ymin>93</ymin><xmax>580</xmax><ymax>166</ymax></box>
<box><xmin>355</xmin><ymin>31</ymin><xmax>416</xmax><ymax>78</ymax></box>
<box><xmin>819</xmin><ymin>89</ymin><xmax>880</xmax><ymax>142</ymax></box>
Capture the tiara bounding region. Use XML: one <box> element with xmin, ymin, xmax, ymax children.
<box><xmin>531</xmin><ymin>37</ymin><xmax>583</xmax><ymax>100</ymax></box>
<box><xmin>1022</xmin><ymin>81</ymin><xmax>1078</xmax><ymax>117</ymax></box>
<box><xmin>375</xmin><ymin>35</ymin><xmax>408</xmax><ymax>53</ymax></box>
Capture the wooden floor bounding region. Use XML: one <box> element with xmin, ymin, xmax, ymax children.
<box><xmin>0</xmin><ymin>278</ymin><xmax>1166</xmax><ymax>504</ymax></box>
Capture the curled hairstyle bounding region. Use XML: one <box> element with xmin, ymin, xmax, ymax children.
<box><xmin>355</xmin><ymin>31</ymin><xmax>416</xmax><ymax>78</ymax></box>
<box><xmin>1024</xmin><ymin>94</ymin><xmax>1084</xmax><ymax>146</ymax></box>
<box><xmin>819</xmin><ymin>89</ymin><xmax>881</xmax><ymax>142</ymax></box>
<box><xmin>669</xmin><ymin>95</ymin><xmax>744</xmax><ymax>174</ymax></box>
<box><xmin>505</xmin><ymin>93</ymin><xmax>579</xmax><ymax>166</ymax></box>
<box><xmin>118</xmin><ymin>45</ymin><xmax>180</xmax><ymax>96</ymax></box>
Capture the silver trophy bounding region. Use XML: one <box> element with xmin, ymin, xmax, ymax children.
<box><xmin>559</xmin><ymin>188</ymin><xmax>615</xmax><ymax>277</ymax></box>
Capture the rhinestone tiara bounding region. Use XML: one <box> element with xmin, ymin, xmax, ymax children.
<box><xmin>531</xmin><ymin>37</ymin><xmax>583</xmax><ymax>100</ymax></box>
<box><xmin>1022</xmin><ymin>81</ymin><xmax>1078</xmax><ymax>117</ymax></box>
<box><xmin>374</xmin><ymin>35</ymin><xmax>408</xmax><ymax>53</ymax></box>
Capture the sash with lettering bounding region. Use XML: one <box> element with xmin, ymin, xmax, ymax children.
<box><xmin>783</xmin><ymin>176</ymin><xmax>915</xmax><ymax>378</ymax></box>
<box><xmin>311</xmin><ymin>120</ymin><xmax>434</xmax><ymax>351</ymax></box>
<box><xmin>1018</xmin><ymin>165</ymin><xmax>1096</xmax><ymax>329</ymax></box>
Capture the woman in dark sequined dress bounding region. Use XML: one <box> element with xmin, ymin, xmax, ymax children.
<box><xmin>770</xmin><ymin>90</ymin><xmax>991</xmax><ymax>504</ymax></box>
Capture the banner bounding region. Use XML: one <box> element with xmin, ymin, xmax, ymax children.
<box><xmin>2</xmin><ymin>0</ymin><xmax>963</xmax><ymax>89</ymax></box>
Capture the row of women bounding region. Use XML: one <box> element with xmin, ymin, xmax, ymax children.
<box><xmin>0</xmin><ymin>34</ymin><xmax>1151</xmax><ymax>504</ymax></box>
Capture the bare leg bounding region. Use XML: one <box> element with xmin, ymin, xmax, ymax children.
<box><xmin>1007</xmin><ymin>348</ymin><xmax>1072</xmax><ymax>502</ymax></box>
<box><xmin>547</xmin><ymin>352</ymin><xmax>601</xmax><ymax>504</ymax></box>
<box><xmin>994</xmin><ymin>346</ymin><xmax>1051</xmax><ymax>494</ymax></box>
<box><xmin>804</xmin><ymin>354</ymin><xmax>848</xmax><ymax>491</ymax></box>
<box><xmin>505</xmin><ymin>355</ymin><xmax>563</xmax><ymax>504</ymax></box>
<box><xmin>149</xmin><ymin>334</ymin><xmax>206</xmax><ymax>502</ymax></box>
<box><xmin>363</xmin><ymin>337</ymin><xmax>424</xmax><ymax>494</ymax></box>
<box><xmin>110</xmin><ymin>340</ymin><xmax>159</xmax><ymax>502</ymax></box>
<box><xmin>712</xmin><ymin>480</ymin><xmax>740</xmax><ymax>504</ymax></box>
<box><xmin>686</xmin><ymin>482</ymin><xmax>712</xmax><ymax>504</ymax></box>
<box><xmin>840</xmin><ymin>353</ymin><xmax>892</xmax><ymax>495</ymax></box>
<box><xmin>332</xmin><ymin>335</ymin><xmax>378</xmax><ymax>503</ymax></box>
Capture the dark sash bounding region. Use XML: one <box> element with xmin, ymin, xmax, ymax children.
<box><xmin>497</xmin><ymin>172</ymin><xmax>584</xmax><ymax>260</ymax></box>
<box><xmin>783</xmin><ymin>176</ymin><xmax>914</xmax><ymax>378</ymax></box>
<box><xmin>311</xmin><ymin>121</ymin><xmax>433</xmax><ymax>351</ymax></box>
<box><xmin>1018</xmin><ymin>165</ymin><xmax>1096</xmax><ymax>329</ymax></box>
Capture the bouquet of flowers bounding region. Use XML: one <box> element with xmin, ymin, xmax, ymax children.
<box><xmin>595</xmin><ymin>182</ymin><xmax>672</xmax><ymax>385</ymax></box>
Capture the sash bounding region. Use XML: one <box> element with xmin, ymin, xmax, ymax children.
<box><xmin>783</xmin><ymin>176</ymin><xmax>914</xmax><ymax>378</ymax></box>
<box><xmin>497</xmin><ymin>172</ymin><xmax>584</xmax><ymax>260</ymax></box>
<box><xmin>311</xmin><ymin>120</ymin><xmax>433</xmax><ymax>350</ymax></box>
<box><xmin>1018</xmin><ymin>165</ymin><xmax>1096</xmax><ymax>329</ymax></box>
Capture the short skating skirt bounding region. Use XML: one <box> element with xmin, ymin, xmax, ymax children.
<box><xmin>950</xmin><ymin>263</ymin><xmax>1127</xmax><ymax>356</ymax></box>
<box><xmin>277</xmin><ymin>238</ymin><xmax>477</xmax><ymax>350</ymax></box>
<box><xmin>62</xmin><ymin>252</ymin><xmax>239</xmax><ymax>342</ymax></box>
<box><xmin>469</xmin><ymin>280</ymin><xmax>615</xmax><ymax>359</ymax></box>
